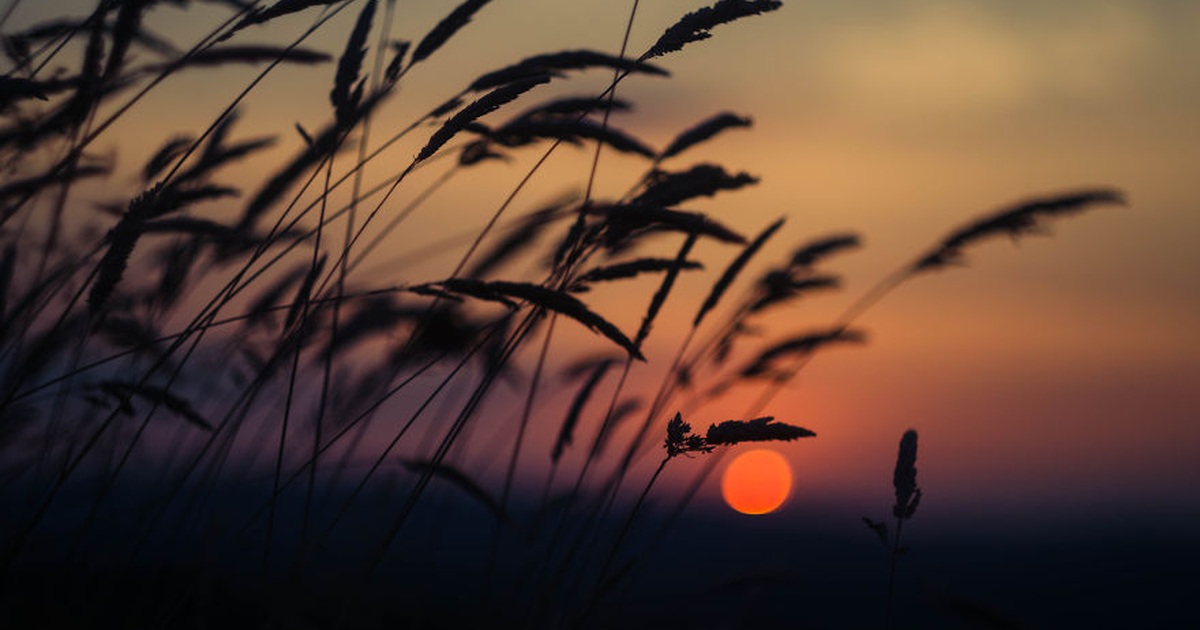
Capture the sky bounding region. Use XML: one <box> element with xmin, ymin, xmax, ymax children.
<box><xmin>11</xmin><ymin>0</ymin><xmax>1199</xmax><ymax>531</ymax></box>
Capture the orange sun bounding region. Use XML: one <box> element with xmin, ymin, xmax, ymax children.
<box><xmin>721</xmin><ymin>448</ymin><xmax>793</xmax><ymax>515</ymax></box>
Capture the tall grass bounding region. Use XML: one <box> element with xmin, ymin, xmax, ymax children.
<box><xmin>0</xmin><ymin>0</ymin><xmax>1121</xmax><ymax>627</ymax></box>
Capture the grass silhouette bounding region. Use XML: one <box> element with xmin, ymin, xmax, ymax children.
<box><xmin>0</xmin><ymin>1</ymin><xmax>1124</xmax><ymax>627</ymax></box>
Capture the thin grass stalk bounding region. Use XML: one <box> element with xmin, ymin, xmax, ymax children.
<box><xmin>67</xmin><ymin>106</ymin><xmax>358</xmax><ymax>574</ymax></box>
<box><xmin>536</xmin><ymin>358</ymin><xmax>618</xmax><ymax>528</ymax></box>
<box><xmin>0</xmin><ymin>274</ymin><xmax>106</xmax><ymax>572</ymax></box>
<box><xmin>353</xmin><ymin>201</ymin><xmax>554</xmax><ymax>279</ymax></box>
<box><xmin>221</xmin><ymin>152</ymin><xmax>451</xmax><ymax>286</ymax></box>
<box><xmin>186</xmin><ymin>343</ymin><xmax>461</xmax><ymax>556</ymax></box>
<box><xmin>59</xmin><ymin>351</ymin><xmax>189</xmax><ymax>565</ymax></box>
<box><xmin>617</xmin><ymin>323</ymin><xmax>704</xmax><ymax>465</ymax></box>
<box><xmin>22</xmin><ymin>1</ymin><xmax>108</xmax><ymax>78</ymax></box>
<box><xmin>515</xmin><ymin>0</ymin><xmax>641</xmax><ymax>581</ymax></box>
<box><xmin>580</xmin><ymin>0</ymin><xmax>640</xmax><ymax>209</ymax></box>
<box><xmin>502</xmin><ymin>313</ymin><xmax>559</xmax><ymax>512</ymax></box>
<box><xmin>575</xmin><ymin>234</ymin><xmax>701</xmax><ymax>548</ymax></box>
<box><xmin>300</xmin><ymin>135</ymin><xmax>341</xmax><ymax>552</ymax></box>
<box><xmin>59</xmin><ymin>219</ymin><xmax>355</xmax><ymax>568</ymax></box>
<box><xmin>532</xmin><ymin>230</ymin><xmax>701</xmax><ymax>599</ymax></box>
<box><xmin>11</xmin><ymin>285</ymin><xmax>411</xmax><ymax>402</ymax></box>
<box><xmin>182</xmin><ymin>372</ymin><xmax>279</xmax><ymax>524</ymax></box>
<box><xmin>41</xmin><ymin>101</ymin><xmax>157</xmax><ymax>565</ymax></box>
<box><xmin>1</xmin><ymin>257</ymin><xmax>222</xmax><ymax>574</ymax></box>
<box><xmin>246</xmin><ymin>163</ymin><xmax>449</xmax><ymax>510</ymax></box>
<box><xmin>537</xmin><ymin>353</ymin><xmax>633</xmax><ymax>575</ymax></box>
<box><xmin>575</xmin><ymin>454</ymin><xmax>668</xmax><ymax>628</ymax></box>
<box><xmin>11</xmin><ymin>30</ymin><xmax>67</xmax><ymax>78</ymax></box>
<box><xmin>184</xmin><ymin>138</ymin><xmax>456</xmax><ymax>321</ymax></box>
<box><xmin>127</xmin><ymin>365</ymin><xmax>295</xmax><ymax>626</ymax></box>
<box><xmin>482</xmin><ymin>313</ymin><xmax>558</xmax><ymax>606</ymax></box>
<box><xmin>0</xmin><ymin>209</ymin><xmax>106</xmax><ymax>425</ymax></box>
<box><xmin>298</xmin><ymin>0</ymin><xmax>386</xmax><ymax>534</ymax></box>
<box><xmin>0</xmin><ymin>0</ymin><xmax>25</xmax><ymax>32</ymax></box>
<box><xmin>33</xmin><ymin>2</ymin><xmax>122</xmax><ymax>285</ymax></box>
<box><xmin>322</xmin><ymin>182</ymin><xmax>465</xmax><ymax>477</ymax></box>
<box><xmin>345</xmin><ymin>0</ymin><xmax>396</xmax><ymax>245</ymax></box>
<box><xmin>80</xmin><ymin>121</ymin><xmax>373</xmax><ymax>501</ymax></box>
<box><xmin>536</xmin><ymin>385</ymin><xmax>655</xmax><ymax>620</ymax></box>
<box><xmin>34</xmin><ymin>317</ymin><xmax>91</xmax><ymax>498</ymax></box>
<box><xmin>537</xmin><ymin>230</ymin><xmax>695</xmax><ymax>576</ymax></box>
<box><xmin>191</xmin><ymin>146</ymin><xmax>384</xmax><ymax>323</ymax></box>
<box><xmin>129</xmin><ymin>327</ymin><xmax>313</xmax><ymax>566</ymax></box>
<box><xmin>344</xmin><ymin>164</ymin><xmax>459</xmax><ymax>275</ymax></box>
<box><xmin>361</xmin><ymin>304</ymin><xmax>545</xmax><ymax>579</ymax></box>
<box><xmin>200</xmin><ymin>99</ymin><xmax>467</xmax><ymax>293</ymax></box>
<box><xmin>263</xmin><ymin>299</ymin><xmax>312</xmax><ymax>566</ymax></box>
<box><xmin>305</xmin><ymin>319</ymin><xmax>518</xmax><ymax>560</ymax></box>
<box><xmin>305</xmin><ymin>0</ymin><xmax>396</xmax><ymax>537</ymax></box>
<box><xmin>36</xmin><ymin>93</ymin><xmax>95</xmax><ymax>281</ymax></box>
<box><xmin>0</xmin><ymin>263</ymin><xmax>87</xmax><ymax>414</ymax></box>
<box><xmin>319</xmin><ymin>0</ymin><xmax>397</xmax><ymax>500</ymax></box>
<box><xmin>269</xmin><ymin>336</ymin><xmax>307</xmax><ymax>566</ymax></box>
<box><xmin>321</xmin><ymin>139</ymin><xmax>582</xmax><ymax>479</ymax></box>
<box><xmin>281</xmin><ymin>127</ymin><xmax>454</xmax><ymax>404</ymax></box>
<box><xmin>497</xmin><ymin>5</ymin><xmax>650</xmax><ymax>563</ymax></box>
<box><xmin>0</xmin><ymin>242</ymin><xmax>103</xmax><ymax>378</ymax></box>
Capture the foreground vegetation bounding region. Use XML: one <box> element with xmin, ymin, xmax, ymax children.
<box><xmin>0</xmin><ymin>0</ymin><xmax>1121</xmax><ymax>626</ymax></box>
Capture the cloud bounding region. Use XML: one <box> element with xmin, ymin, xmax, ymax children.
<box><xmin>809</xmin><ymin>2</ymin><xmax>1160</xmax><ymax>115</ymax></box>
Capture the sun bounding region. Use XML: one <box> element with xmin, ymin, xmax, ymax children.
<box><xmin>721</xmin><ymin>448</ymin><xmax>793</xmax><ymax>515</ymax></box>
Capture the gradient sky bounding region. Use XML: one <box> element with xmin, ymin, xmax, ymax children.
<box><xmin>13</xmin><ymin>0</ymin><xmax>1199</xmax><ymax>529</ymax></box>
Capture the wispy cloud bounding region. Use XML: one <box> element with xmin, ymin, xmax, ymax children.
<box><xmin>809</xmin><ymin>2</ymin><xmax>1161</xmax><ymax>114</ymax></box>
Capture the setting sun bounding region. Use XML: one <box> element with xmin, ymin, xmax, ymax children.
<box><xmin>721</xmin><ymin>449</ymin><xmax>794</xmax><ymax>515</ymax></box>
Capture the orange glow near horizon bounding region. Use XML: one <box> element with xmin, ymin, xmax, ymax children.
<box><xmin>721</xmin><ymin>449</ymin><xmax>793</xmax><ymax>515</ymax></box>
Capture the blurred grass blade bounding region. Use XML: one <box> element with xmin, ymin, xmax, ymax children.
<box><xmin>693</xmin><ymin>217</ymin><xmax>783</xmax><ymax>326</ymax></box>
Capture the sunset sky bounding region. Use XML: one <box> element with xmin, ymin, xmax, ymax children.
<box><xmin>13</xmin><ymin>0</ymin><xmax>1199</xmax><ymax>532</ymax></box>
